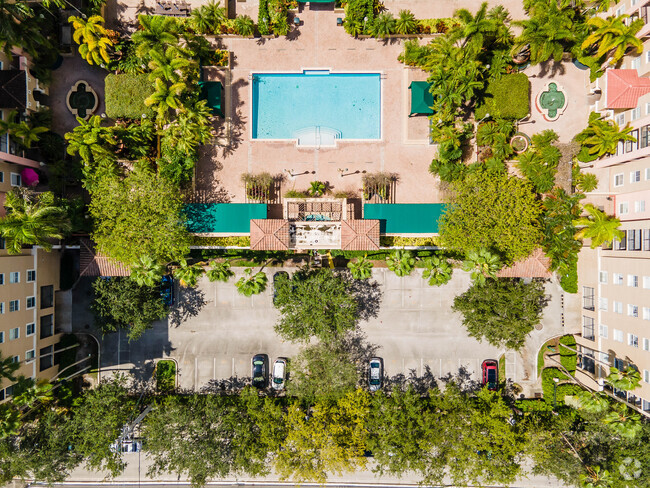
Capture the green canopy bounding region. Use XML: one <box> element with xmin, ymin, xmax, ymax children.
<box><xmin>199</xmin><ymin>81</ymin><xmax>224</xmax><ymax>118</ymax></box>
<box><xmin>408</xmin><ymin>81</ymin><xmax>434</xmax><ymax>116</ymax></box>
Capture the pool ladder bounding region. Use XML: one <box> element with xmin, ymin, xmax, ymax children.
<box><xmin>295</xmin><ymin>126</ymin><xmax>341</xmax><ymax>147</ymax></box>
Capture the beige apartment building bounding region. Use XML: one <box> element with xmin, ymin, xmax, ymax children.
<box><xmin>575</xmin><ymin>0</ymin><xmax>650</xmax><ymax>415</ymax></box>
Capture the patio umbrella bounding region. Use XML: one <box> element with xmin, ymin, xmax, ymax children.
<box><xmin>21</xmin><ymin>168</ymin><xmax>39</xmax><ymax>186</ymax></box>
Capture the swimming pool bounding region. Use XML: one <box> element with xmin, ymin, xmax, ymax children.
<box><xmin>251</xmin><ymin>70</ymin><xmax>381</xmax><ymax>142</ymax></box>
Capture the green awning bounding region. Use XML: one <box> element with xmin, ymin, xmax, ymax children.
<box><xmin>363</xmin><ymin>204</ymin><xmax>446</xmax><ymax>234</ymax></box>
<box><xmin>185</xmin><ymin>204</ymin><xmax>267</xmax><ymax>233</ymax></box>
<box><xmin>198</xmin><ymin>81</ymin><xmax>224</xmax><ymax>118</ymax></box>
<box><xmin>409</xmin><ymin>81</ymin><xmax>434</xmax><ymax>116</ymax></box>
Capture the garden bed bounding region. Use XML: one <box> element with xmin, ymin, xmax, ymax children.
<box><xmin>475</xmin><ymin>73</ymin><xmax>530</xmax><ymax>120</ymax></box>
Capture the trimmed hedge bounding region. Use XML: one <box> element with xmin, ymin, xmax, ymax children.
<box><xmin>559</xmin><ymin>260</ymin><xmax>578</xmax><ymax>293</ymax></box>
<box><xmin>380</xmin><ymin>236</ymin><xmax>440</xmax><ymax>247</ymax></box>
<box><xmin>105</xmin><ymin>73</ymin><xmax>155</xmax><ymax>119</ymax></box>
<box><xmin>559</xmin><ymin>335</ymin><xmax>577</xmax><ymax>374</ymax></box>
<box><xmin>541</xmin><ymin>367</ymin><xmax>573</xmax><ymax>403</ymax></box>
<box><xmin>475</xmin><ymin>73</ymin><xmax>530</xmax><ymax>120</ymax></box>
<box><xmin>191</xmin><ymin>236</ymin><xmax>251</xmax><ymax>247</ymax></box>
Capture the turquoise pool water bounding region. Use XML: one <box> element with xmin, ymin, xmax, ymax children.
<box><xmin>252</xmin><ymin>71</ymin><xmax>381</xmax><ymax>140</ymax></box>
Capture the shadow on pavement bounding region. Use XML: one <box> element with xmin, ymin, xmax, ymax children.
<box><xmin>169</xmin><ymin>287</ymin><xmax>207</xmax><ymax>328</ymax></box>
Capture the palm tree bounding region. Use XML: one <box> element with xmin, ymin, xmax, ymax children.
<box><xmin>173</xmin><ymin>258</ymin><xmax>205</xmax><ymax>288</ymax></box>
<box><xmin>130</xmin><ymin>255</ymin><xmax>166</xmax><ymax>287</ymax></box>
<box><xmin>370</xmin><ymin>12</ymin><xmax>396</xmax><ymax>38</ymax></box>
<box><xmin>65</xmin><ymin>115</ymin><xmax>116</xmax><ymax>163</ymax></box>
<box><xmin>347</xmin><ymin>255</ymin><xmax>373</xmax><ymax>280</ymax></box>
<box><xmin>461</xmin><ymin>249</ymin><xmax>501</xmax><ymax>285</ymax></box>
<box><xmin>236</xmin><ymin>268</ymin><xmax>268</xmax><ymax>296</ymax></box>
<box><xmin>206</xmin><ymin>260</ymin><xmax>234</xmax><ymax>282</ymax></box>
<box><xmin>0</xmin><ymin>188</ymin><xmax>71</xmax><ymax>254</ymax></box>
<box><xmin>395</xmin><ymin>10</ymin><xmax>418</xmax><ymax>35</ymax></box>
<box><xmin>234</xmin><ymin>15</ymin><xmax>255</xmax><ymax>37</ymax></box>
<box><xmin>148</xmin><ymin>45</ymin><xmax>193</xmax><ymax>84</ymax></box>
<box><xmin>573</xmin><ymin>204</ymin><xmax>624</xmax><ymax>249</ymax></box>
<box><xmin>165</xmin><ymin>100</ymin><xmax>214</xmax><ymax>153</ymax></box>
<box><xmin>145</xmin><ymin>78</ymin><xmax>187</xmax><ymax>126</ymax></box>
<box><xmin>602</xmin><ymin>404</ymin><xmax>642</xmax><ymax>440</ymax></box>
<box><xmin>0</xmin><ymin>351</ymin><xmax>19</xmax><ymax>382</ymax></box>
<box><xmin>582</xmin><ymin>15</ymin><xmax>644</xmax><ymax>67</ymax></box>
<box><xmin>0</xmin><ymin>0</ymin><xmax>34</xmax><ymax>56</ymax></box>
<box><xmin>132</xmin><ymin>14</ymin><xmax>180</xmax><ymax>58</ymax></box>
<box><xmin>452</xmin><ymin>2</ymin><xmax>497</xmax><ymax>52</ymax></box>
<box><xmin>0</xmin><ymin>110</ymin><xmax>47</xmax><ymax>150</ymax></box>
<box><xmin>386</xmin><ymin>250</ymin><xmax>416</xmax><ymax>277</ymax></box>
<box><xmin>12</xmin><ymin>378</ymin><xmax>53</xmax><ymax>409</ymax></box>
<box><xmin>605</xmin><ymin>366</ymin><xmax>641</xmax><ymax>391</ymax></box>
<box><xmin>189</xmin><ymin>0</ymin><xmax>226</xmax><ymax>34</ymax></box>
<box><xmin>422</xmin><ymin>256</ymin><xmax>453</xmax><ymax>286</ymax></box>
<box><xmin>575</xmin><ymin>112</ymin><xmax>636</xmax><ymax>158</ymax></box>
<box><xmin>69</xmin><ymin>15</ymin><xmax>114</xmax><ymax>66</ymax></box>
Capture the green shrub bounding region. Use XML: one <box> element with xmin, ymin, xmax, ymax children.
<box><xmin>191</xmin><ymin>236</ymin><xmax>251</xmax><ymax>247</ymax></box>
<box><xmin>155</xmin><ymin>360</ymin><xmax>176</xmax><ymax>392</ymax></box>
<box><xmin>105</xmin><ymin>73</ymin><xmax>155</xmax><ymax>119</ymax></box>
<box><xmin>418</xmin><ymin>18</ymin><xmax>461</xmax><ymax>33</ymax></box>
<box><xmin>541</xmin><ymin>367</ymin><xmax>573</xmax><ymax>403</ymax></box>
<box><xmin>559</xmin><ymin>261</ymin><xmax>578</xmax><ymax>293</ymax></box>
<box><xmin>559</xmin><ymin>335</ymin><xmax>577</xmax><ymax>374</ymax></box>
<box><xmin>515</xmin><ymin>398</ymin><xmax>554</xmax><ymax>413</ymax></box>
<box><xmin>380</xmin><ymin>236</ymin><xmax>439</xmax><ymax>247</ymax></box>
<box><xmin>555</xmin><ymin>384</ymin><xmax>582</xmax><ymax>404</ymax></box>
<box><xmin>284</xmin><ymin>189</ymin><xmax>307</xmax><ymax>198</ymax></box>
<box><xmin>475</xmin><ymin>73</ymin><xmax>530</xmax><ymax>120</ymax></box>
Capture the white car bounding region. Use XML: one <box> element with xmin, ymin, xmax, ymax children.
<box><xmin>272</xmin><ymin>358</ymin><xmax>288</xmax><ymax>390</ymax></box>
<box><xmin>369</xmin><ymin>357</ymin><xmax>383</xmax><ymax>392</ymax></box>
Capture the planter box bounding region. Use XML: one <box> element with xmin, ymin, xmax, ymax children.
<box><xmin>356</xmin><ymin>33</ymin><xmax>441</xmax><ymax>39</ymax></box>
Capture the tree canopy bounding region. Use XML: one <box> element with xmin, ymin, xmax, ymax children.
<box><xmin>452</xmin><ymin>278</ymin><xmax>547</xmax><ymax>350</ymax></box>
<box><xmin>89</xmin><ymin>166</ymin><xmax>190</xmax><ymax>267</ymax></box>
<box><xmin>439</xmin><ymin>171</ymin><xmax>543</xmax><ymax>264</ymax></box>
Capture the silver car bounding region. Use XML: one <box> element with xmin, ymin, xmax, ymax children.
<box><xmin>369</xmin><ymin>357</ymin><xmax>383</xmax><ymax>392</ymax></box>
<box><xmin>272</xmin><ymin>358</ymin><xmax>288</xmax><ymax>390</ymax></box>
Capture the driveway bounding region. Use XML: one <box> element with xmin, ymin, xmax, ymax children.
<box><xmin>75</xmin><ymin>267</ymin><xmax>573</xmax><ymax>393</ymax></box>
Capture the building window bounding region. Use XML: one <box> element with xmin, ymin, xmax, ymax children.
<box><xmin>644</xmin><ymin>370</ymin><xmax>650</xmax><ymax>383</ymax></box>
<box><xmin>26</xmin><ymin>323</ymin><xmax>34</xmax><ymax>336</ymax></box>
<box><xmin>583</xmin><ymin>286</ymin><xmax>595</xmax><ymax>310</ymax></box>
<box><xmin>645</xmin><ymin>230</ymin><xmax>650</xmax><ymax>250</ymax></box>
<box><xmin>40</xmin><ymin>285</ymin><xmax>54</xmax><ymax>309</ymax></box>
<box><xmin>583</xmin><ymin>316</ymin><xmax>595</xmax><ymax>341</ymax></box>
<box><xmin>614</xmin><ymin>301</ymin><xmax>623</xmax><ymax>314</ymax></box>
<box><xmin>628</xmin><ymin>275</ymin><xmax>639</xmax><ymax>287</ymax></box>
<box><xmin>0</xmin><ymin>302</ymin><xmax>4</xmax><ymax>314</ymax></box>
<box><xmin>26</xmin><ymin>296</ymin><xmax>35</xmax><ymax>309</ymax></box>
<box><xmin>647</xmin><ymin>167</ymin><xmax>650</xmax><ymax>180</ymax></box>
<box><xmin>9</xmin><ymin>299</ymin><xmax>19</xmax><ymax>312</ymax></box>
<box><xmin>11</xmin><ymin>355</ymin><xmax>19</xmax><ymax>363</ymax></box>
<box><xmin>9</xmin><ymin>327</ymin><xmax>19</xmax><ymax>340</ymax></box>
<box><xmin>0</xmin><ymin>274</ymin><xmax>4</xmax><ymax>285</ymax></box>
<box><xmin>631</xmin><ymin>57</ymin><xmax>641</xmax><ymax>71</ymax></box>
<box><xmin>599</xmin><ymin>324</ymin><xmax>608</xmax><ymax>338</ymax></box>
<box><xmin>628</xmin><ymin>304</ymin><xmax>639</xmax><ymax>317</ymax></box>
<box><xmin>644</xmin><ymin>276</ymin><xmax>650</xmax><ymax>289</ymax></box>
<box><xmin>10</xmin><ymin>173</ymin><xmax>21</xmax><ymax>186</ymax></box>
<box><xmin>614</xmin><ymin>329</ymin><xmax>624</xmax><ymax>342</ymax></box>
<box><xmin>614</xmin><ymin>273</ymin><xmax>624</xmax><ymax>285</ymax></box>
<box><xmin>616</xmin><ymin>4</ymin><xmax>626</xmax><ymax>16</ymax></box>
<box><xmin>599</xmin><ymin>297</ymin><xmax>608</xmax><ymax>311</ymax></box>
<box><xmin>9</xmin><ymin>272</ymin><xmax>19</xmax><ymax>283</ymax></box>
<box><xmin>0</xmin><ymin>331</ymin><xmax>3</xmax><ymax>343</ymax></box>
<box><xmin>599</xmin><ymin>271</ymin><xmax>608</xmax><ymax>284</ymax></box>
<box><xmin>616</xmin><ymin>113</ymin><xmax>626</xmax><ymax>126</ymax></box>
<box><xmin>619</xmin><ymin>202</ymin><xmax>629</xmax><ymax>214</ymax></box>
<box><xmin>644</xmin><ymin>338</ymin><xmax>650</xmax><ymax>351</ymax></box>
<box><xmin>614</xmin><ymin>173</ymin><xmax>624</xmax><ymax>187</ymax></box>
<box><xmin>25</xmin><ymin>350</ymin><xmax>35</xmax><ymax>363</ymax></box>
<box><xmin>644</xmin><ymin>307</ymin><xmax>650</xmax><ymax>320</ymax></box>
<box><xmin>0</xmin><ymin>172</ymin><xmax>3</xmax><ymax>183</ymax></box>
<box><xmin>629</xmin><ymin>334</ymin><xmax>639</xmax><ymax>347</ymax></box>
<box><xmin>40</xmin><ymin>314</ymin><xmax>53</xmax><ymax>339</ymax></box>
<box><xmin>26</xmin><ymin>270</ymin><xmax>35</xmax><ymax>282</ymax></box>
<box><xmin>579</xmin><ymin>346</ymin><xmax>596</xmax><ymax>374</ymax></box>
<box><xmin>39</xmin><ymin>346</ymin><xmax>53</xmax><ymax>371</ymax></box>
<box><xmin>635</xmin><ymin>200</ymin><xmax>646</xmax><ymax>212</ymax></box>
<box><xmin>631</xmin><ymin>170</ymin><xmax>641</xmax><ymax>183</ymax></box>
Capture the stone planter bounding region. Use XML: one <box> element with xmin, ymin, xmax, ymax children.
<box><xmin>510</xmin><ymin>132</ymin><xmax>531</xmax><ymax>154</ymax></box>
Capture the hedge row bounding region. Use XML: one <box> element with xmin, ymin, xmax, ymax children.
<box><xmin>475</xmin><ymin>73</ymin><xmax>530</xmax><ymax>120</ymax></box>
<box><xmin>191</xmin><ymin>235</ymin><xmax>251</xmax><ymax>247</ymax></box>
<box><xmin>559</xmin><ymin>335</ymin><xmax>577</xmax><ymax>374</ymax></box>
<box><xmin>380</xmin><ymin>236</ymin><xmax>440</xmax><ymax>247</ymax></box>
<box><xmin>105</xmin><ymin>73</ymin><xmax>155</xmax><ymax>119</ymax></box>
<box><xmin>541</xmin><ymin>367</ymin><xmax>575</xmax><ymax>404</ymax></box>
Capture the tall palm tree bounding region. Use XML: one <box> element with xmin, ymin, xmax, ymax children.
<box><xmin>386</xmin><ymin>250</ymin><xmax>416</xmax><ymax>277</ymax></box>
<box><xmin>130</xmin><ymin>255</ymin><xmax>166</xmax><ymax>287</ymax></box>
<box><xmin>573</xmin><ymin>204</ymin><xmax>624</xmax><ymax>248</ymax></box>
<box><xmin>347</xmin><ymin>255</ymin><xmax>373</xmax><ymax>280</ymax></box>
<box><xmin>234</xmin><ymin>15</ymin><xmax>255</xmax><ymax>37</ymax></box>
<box><xmin>575</xmin><ymin>113</ymin><xmax>635</xmax><ymax>158</ymax></box>
<box><xmin>582</xmin><ymin>15</ymin><xmax>644</xmax><ymax>67</ymax></box>
<box><xmin>69</xmin><ymin>15</ymin><xmax>114</xmax><ymax>66</ymax></box>
<box><xmin>65</xmin><ymin>115</ymin><xmax>116</xmax><ymax>163</ymax></box>
<box><xmin>422</xmin><ymin>256</ymin><xmax>453</xmax><ymax>286</ymax></box>
<box><xmin>166</xmin><ymin>100</ymin><xmax>213</xmax><ymax>154</ymax></box>
<box><xmin>370</xmin><ymin>12</ymin><xmax>396</xmax><ymax>38</ymax></box>
<box><xmin>148</xmin><ymin>46</ymin><xmax>193</xmax><ymax>84</ymax></box>
<box><xmin>0</xmin><ymin>110</ymin><xmax>47</xmax><ymax>149</ymax></box>
<box><xmin>236</xmin><ymin>268</ymin><xmax>268</xmax><ymax>296</ymax></box>
<box><xmin>189</xmin><ymin>0</ymin><xmax>226</xmax><ymax>35</ymax></box>
<box><xmin>132</xmin><ymin>14</ymin><xmax>180</xmax><ymax>58</ymax></box>
<box><xmin>604</xmin><ymin>366</ymin><xmax>641</xmax><ymax>391</ymax></box>
<box><xmin>206</xmin><ymin>260</ymin><xmax>233</xmax><ymax>282</ymax></box>
<box><xmin>452</xmin><ymin>2</ymin><xmax>497</xmax><ymax>52</ymax></box>
<box><xmin>395</xmin><ymin>10</ymin><xmax>418</xmax><ymax>35</ymax></box>
<box><xmin>461</xmin><ymin>249</ymin><xmax>501</xmax><ymax>285</ymax></box>
<box><xmin>0</xmin><ymin>0</ymin><xmax>34</xmax><ymax>55</ymax></box>
<box><xmin>0</xmin><ymin>188</ymin><xmax>71</xmax><ymax>254</ymax></box>
<box><xmin>173</xmin><ymin>258</ymin><xmax>205</xmax><ymax>288</ymax></box>
<box><xmin>145</xmin><ymin>78</ymin><xmax>187</xmax><ymax>126</ymax></box>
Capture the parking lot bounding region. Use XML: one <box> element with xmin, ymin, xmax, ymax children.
<box><xmin>80</xmin><ymin>266</ymin><xmax>572</xmax><ymax>393</ymax></box>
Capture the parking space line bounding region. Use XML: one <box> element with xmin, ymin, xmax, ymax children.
<box><xmin>213</xmin><ymin>357</ymin><xmax>216</xmax><ymax>380</ymax></box>
<box><xmin>194</xmin><ymin>357</ymin><xmax>198</xmax><ymax>389</ymax></box>
<box><xmin>232</xmin><ymin>357</ymin><xmax>235</xmax><ymax>377</ymax></box>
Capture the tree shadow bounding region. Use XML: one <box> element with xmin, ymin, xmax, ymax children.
<box><xmin>346</xmin><ymin>276</ymin><xmax>383</xmax><ymax>322</ymax></box>
<box><xmin>384</xmin><ymin>366</ymin><xmax>438</xmax><ymax>394</ymax></box>
<box><xmin>439</xmin><ymin>365</ymin><xmax>481</xmax><ymax>393</ymax></box>
<box><xmin>221</xmin><ymin>77</ymin><xmax>248</xmax><ymax>157</ymax></box>
<box><xmin>200</xmin><ymin>375</ymin><xmax>251</xmax><ymax>394</ymax></box>
<box><xmin>536</xmin><ymin>59</ymin><xmax>567</xmax><ymax>78</ymax></box>
<box><xmin>168</xmin><ymin>287</ymin><xmax>207</xmax><ymax>328</ymax></box>
<box><xmin>339</xmin><ymin>329</ymin><xmax>381</xmax><ymax>365</ymax></box>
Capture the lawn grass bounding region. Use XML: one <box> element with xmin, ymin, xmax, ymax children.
<box><xmin>498</xmin><ymin>354</ymin><xmax>505</xmax><ymax>383</ymax></box>
<box><xmin>475</xmin><ymin>73</ymin><xmax>530</xmax><ymax>120</ymax></box>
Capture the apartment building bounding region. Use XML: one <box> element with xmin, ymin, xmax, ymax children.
<box><xmin>576</xmin><ymin>0</ymin><xmax>650</xmax><ymax>415</ymax></box>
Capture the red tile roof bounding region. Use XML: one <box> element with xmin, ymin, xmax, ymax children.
<box><xmin>497</xmin><ymin>248</ymin><xmax>552</xmax><ymax>279</ymax></box>
<box><xmin>606</xmin><ymin>69</ymin><xmax>650</xmax><ymax>109</ymax></box>
<box><xmin>250</xmin><ymin>220</ymin><xmax>290</xmax><ymax>250</ymax></box>
<box><xmin>79</xmin><ymin>238</ymin><xmax>130</xmax><ymax>277</ymax></box>
<box><xmin>341</xmin><ymin>220</ymin><xmax>380</xmax><ymax>251</ymax></box>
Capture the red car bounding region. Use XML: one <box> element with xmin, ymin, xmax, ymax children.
<box><xmin>481</xmin><ymin>359</ymin><xmax>498</xmax><ymax>390</ymax></box>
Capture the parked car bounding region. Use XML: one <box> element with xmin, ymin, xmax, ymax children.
<box><xmin>251</xmin><ymin>354</ymin><xmax>268</xmax><ymax>388</ymax></box>
<box><xmin>160</xmin><ymin>275</ymin><xmax>174</xmax><ymax>307</ymax></box>
<box><xmin>271</xmin><ymin>357</ymin><xmax>288</xmax><ymax>390</ymax></box>
<box><xmin>368</xmin><ymin>357</ymin><xmax>383</xmax><ymax>392</ymax></box>
<box><xmin>481</xmin><ymin>359</ymin><xmax>498</xmax><ymax>390</ymax></box>
<box><xmin>272</xmin><ymin>271</ymin><xmax>289</xmax><ymax>305</ymax></box>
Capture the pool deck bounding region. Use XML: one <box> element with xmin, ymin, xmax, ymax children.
<box><xmin>198</xmin><ymin>7</ymin><xmax>440</xmax><ymax>204</ymax></box>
